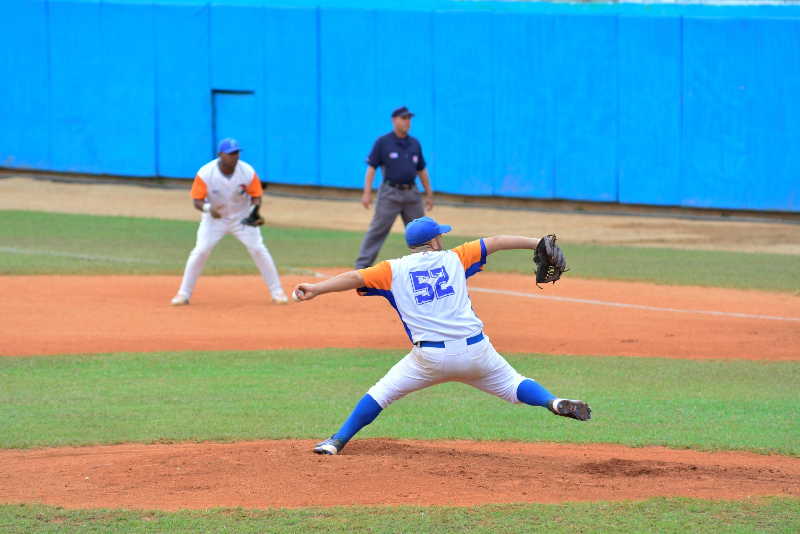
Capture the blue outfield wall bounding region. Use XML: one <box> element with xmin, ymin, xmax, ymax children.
<box><xmin>0</xmin><ymin>1</ymin><xmax>50</xmax><ymax>171</ymax></box>
<box><xmin>155</xmin><ymin>3</ymin><xmax>211</xmax><ymax>178</ymax></box>
<box><xmin>618</xmin><ymin>15</ymin><xmax>683</xmax><ymax>207</ymax></box>
<box><xmin>1</xmin><ymin>1</ymin><xmax>799</xmax><ymax>212</ymax></box>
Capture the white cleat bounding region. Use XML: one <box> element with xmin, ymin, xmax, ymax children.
<box><xmin>272</xmin><ymin>294</ymin><xmax>289</xmax><ymax>305</ymax></box>
<box><xmin>313</xmin><ymin>437</ymin><xmax>346</xmax><ymax>455</ymax></box>
<box><xmin>170</xmin><ymin>295</ymin><xmax>190</xmax><ymax>306</ymax></box>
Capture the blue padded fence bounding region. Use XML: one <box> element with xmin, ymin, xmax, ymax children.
<box><xmin>1</xmin><ymin>0</ymin><xmax>799</xmax><ymax>212</ymax></box>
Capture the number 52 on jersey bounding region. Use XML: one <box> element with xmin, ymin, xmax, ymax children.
<box><xmin>409</xmin><ymin>266</ymin><xmax>455</xmax><ymax>305</ymax></box>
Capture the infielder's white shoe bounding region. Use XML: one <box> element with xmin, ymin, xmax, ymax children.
<box><xmin>272</xmin><ymin>294</ymin><xmax>289</xmax><ymax>305</ymax></box>
<box><xmin>170</xmin><ymin>294</ymin><xmax>190</xmax><ymax>306</ymax></box>
<box><xmin>549</xmin><ymin>398</ymin><xmax>591</xmax><ymax>421</ymax></box>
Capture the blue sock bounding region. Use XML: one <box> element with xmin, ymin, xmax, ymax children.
<box><xmin>332</xmin><ymin>394</ymin><xmax>383</xmax><ymax>443</ymax></box>
<box><xmin>516</xmin><ymin>379</ymin><xmax>556</xmax><ymax>408</ymax></box>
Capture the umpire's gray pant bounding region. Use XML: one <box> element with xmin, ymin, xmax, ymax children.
<box><xmin>355</xmin><ymin>182</ymin><xmax>425</xmax><ymax>269</ymax></box>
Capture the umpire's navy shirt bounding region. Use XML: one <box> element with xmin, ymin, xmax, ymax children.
<box><xmin>366</xmin><ymin>132</ymin><xmax>426</xmax><ymax>185</ymax></box>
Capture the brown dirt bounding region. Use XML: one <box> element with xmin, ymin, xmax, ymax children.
<box><xmin>2</xmin><ymin>174</ymin><xmax>800</xmax><ymax>511</ymax></box>
<box><xmin>1</xmin><ymin>273</ymin><xmax>798</xmax><ymax>360</ymax></box>
<box><xmin>1</xmin><ymin>440</ymin><xmax>798</xmax><ymax>510</ymax></box>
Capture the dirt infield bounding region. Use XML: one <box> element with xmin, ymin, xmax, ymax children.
<box><xmin>2</xmin><ymin>440</ymin><xmax>799</xmax><ymax>510</ymax></box>
<box><xmin>2</xmin><ymin>272</ymin><xmax>799</xmax><ymax>360</ymax></box>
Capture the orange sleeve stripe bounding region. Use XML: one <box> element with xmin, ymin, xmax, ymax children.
<box><xmin>190</xmin><ymin>175</ymin><xmax>207</xmax><ymax>200</ymax></box>
<box><xmin>358</xmin><ymin>261</ymin><xmax>393</xmax><ymax>290</ymax></box>
<box><xmin>246</xmin><ymin>173</ymin><xmax>263</xmax><ymax>197</ymax></box>
<box><xmin>452</xmin><ymin>240</ymin><xmax>482</xmax><ymax>270</ymax></box>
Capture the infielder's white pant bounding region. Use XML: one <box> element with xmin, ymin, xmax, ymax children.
<box><xmin>176</xmin><ymin>215</ymin><xmax>285</xmax><ymax>299</ymax></box>
<box><xmin>367</xmin><ymin>335</ymin><xmax>527</xmax><ymax>409</ymax></box>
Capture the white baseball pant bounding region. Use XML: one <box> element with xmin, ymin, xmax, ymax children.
<box><xmin>367</xmin><ymin>335</ymin><xmax>527</xmax><ymax>409</ymax></box>
<box><xmin>176</xmin><ymin>215</ymin><xmax>284</xmax><ymax>300</ymax></box>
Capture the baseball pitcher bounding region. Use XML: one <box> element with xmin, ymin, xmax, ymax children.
<box><xmin>293</xmin><ymin>216</ymin><xmax>590</xmax><ymax>455</ymax></box>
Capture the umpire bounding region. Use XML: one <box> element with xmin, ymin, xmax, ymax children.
<box><xmin>354</xmin><ymin>106</ymin><xmax>434</xmax><ymax>269</ymax></box>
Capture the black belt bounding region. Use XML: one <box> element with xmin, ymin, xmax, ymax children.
<box><xmin>415</xmin><ymin>332</ymin><xmax>484</xmax><ymax>349</ymax></box>
<box><xmin>385</xmin><ymin>182</ymin><xmax>415</xmax><ymax>190</ymax></box>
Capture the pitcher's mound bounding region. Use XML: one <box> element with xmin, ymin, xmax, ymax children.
<box><xmin>1</xmin><ymin>439</ymin><xmax>798</xmax><ymax>510</ymax></box>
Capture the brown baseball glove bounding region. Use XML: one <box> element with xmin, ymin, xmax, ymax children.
<box><xmin>241</xmin><ymin>204</ymin><xmax>265</xmax><ymax>226</ymax></box>
<box><xmin>533</xmin><ymin>234</ymin><xmax>568</xmax><ymax>287</ymax></box>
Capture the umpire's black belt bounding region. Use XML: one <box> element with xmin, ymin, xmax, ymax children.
<box><xmin>415</xmin><ymin>332</ymin><xmax>484</xmax><ymax>349</ymax></box>
<box><xmin>385</xmin><ymin>181</ymin><xmax>415</xmax><ymax>190</ymax></box>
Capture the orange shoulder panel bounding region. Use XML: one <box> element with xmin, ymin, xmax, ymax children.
<box><xmin>190</xmin><ymin>175</ymin><xmax>207</xmax><ymax>200</ymax></box>
<box><xmin>451</xmin><ymin>240</ymin><xmax>482</xmax><ymax>270</ymax></box>
<box><xmin>358</xmin><ymin>261</ymin><xmax>393</xmax><ymax>290</ymax></box>
<box><xmin>246</xmin><ymin>173</ymin><xmax>263</xmax><ymax>197</ymax></box>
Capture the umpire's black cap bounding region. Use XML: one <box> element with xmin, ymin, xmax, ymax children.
<box><xmin>391</xmin><ymin>106</ymin><xmax>414</xmax><ymax>118</ymax></box>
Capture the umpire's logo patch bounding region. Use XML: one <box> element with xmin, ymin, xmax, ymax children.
<box><xmin>389</xmin><ymin>152</ymin><xmax>399</xmax><ymax>159</ymax></box>
<box><xmin>412</xmin><ymin>155</ymin><xmax>419</xmax><ymax>164</ymax></box>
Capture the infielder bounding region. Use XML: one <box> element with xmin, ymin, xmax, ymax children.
<box><xmin>354</xmin><ymin>106</ymin><xmax>434</xmax><ymax>269</ymax></box>
<box><xmin>293</xmin><ymin>216</ymin><xmax>591</xmax><ymax>455</ymax></box>
<box><xmin>171</xmin><ymin>138</ymin><xmax>288</xmax><ymax>305</ymax></box>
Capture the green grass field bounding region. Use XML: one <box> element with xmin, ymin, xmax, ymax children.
<box><xmin>1</xmin><ymin>210</ymin><xmax>799</xmax><ymax>292</ymax></box>
<box><xmin>2</xmin><ymin>208</ymin><xmax>799</xmax><ymax>532</ymax></box>
<box><xmin>2</xmin><ymin>498</ymin><xmax>798</xmax><ymax>534</ymax></box>
<box><xmin>1</xmin><ymin>350</ymin><xmax>798</xmax><ymax>454</ymax></box>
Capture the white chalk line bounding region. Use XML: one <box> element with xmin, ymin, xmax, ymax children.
<box><xmin>298</xmin><ymin>270</ymin><xmax>798</xmax><ymax>322</ymax></box>
<box><xmin>0</xmin><ymin>246</ymin><xmax>164</xmax><ymax>265</ymax></box>
<box><xmin>0</xmin><ymin>246</ymin><xmax>250</xmax><ymax>268</ymax></box>
<box><xmin>287</xmin><ymin>268</ymin><xmax>330</xmax><ymax>279</ymax></box>
<box><xmin>0</xmin><ymin>248</ymin><xmax>331</xmax><ymax>274</ymax></box>
<box><xmin>2</xmin><ymin>250</ymin><xmax>795</xmax><ymax>322</ymax></box>
<box><xmin>468</xmin><ymin>286</ymin><xmax>800</xmax><ymax>323</ymax></box>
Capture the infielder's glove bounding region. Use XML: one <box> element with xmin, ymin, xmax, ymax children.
<box><xmin>533</xmin><ymin>234</ymin><xmax>568</xmax><ymax>287</ymax></box>
<box><xmin>241</xmin><ymin>204</ymin><xmax>265</xmax><ymax>226</ymax></box>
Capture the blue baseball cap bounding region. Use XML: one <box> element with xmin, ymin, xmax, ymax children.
<box><xmin>217</xmin><ymin>138</ymin><xmax>242</xmax><ymax>154</ymax></box>
<box><xmin>405</xmin><ymin>216</ymin><xmax>452</xmax><ymax>247</ymax></box>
